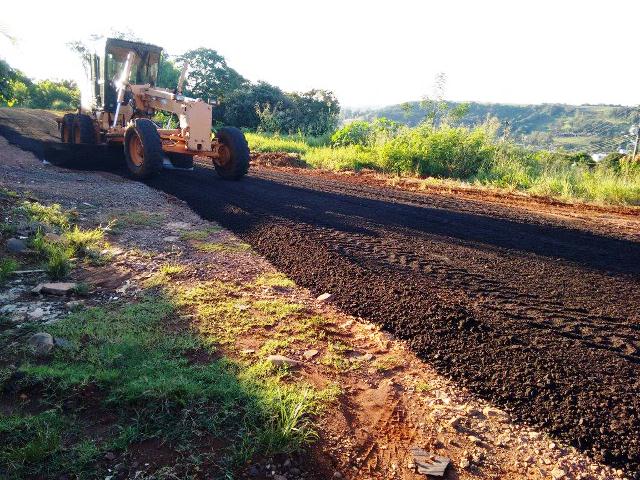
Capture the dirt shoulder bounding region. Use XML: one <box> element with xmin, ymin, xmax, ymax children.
<box><xmin>250</xmin><ymin>156</ymin><xmax>640</xmax><ymax>242</ymax></box>
<box><xmin>0</xmin><ymin>135</ymin><xmax>630</xmax><ymax>479</ymax></box>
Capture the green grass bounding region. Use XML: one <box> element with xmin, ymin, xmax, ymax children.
<box><xmin>247</xmin><ymin>126</ymin><xmax>640</xmax><ymax>206</ymax></box>
<box><xmin>179</xmin><ymin>226</ymin><xmax>223</xmax><ymax>241</ymax></box>
<box><xmin>145</xmin><ymin>263</ymin><xmax>185</xmax><ymax>288</ymax></box>
<box><xmin>21</xmin><ymin>201</ymin><xmax>110</xmax><ymax>279</ymax></box>
<box><xmin>415</xmin><ymin>380</ymin><xmax>434</xmax><ymax>393</ymax></box>
<box><xmin>111</xmin><ymin>211</ymin><xmax>165</xmax><ymax>228</ymax></box>
<box><xmin>0</xmin><ymin>258</ymin><xmax>19</xmax><ymax>283</ymax></box>
<box><xmin>20</xmin><ymin>201</ymin><xmax>70</xmax><ymax>228</ymax></box>
<box><xmin>1</xmin><ymin>296</ymin><xmax>333</xmax><ymax>478</ymax></box>
<box><xmin>195</xmin><ymin>241</ymin><xmax>252</xmax><ymax>253</ymax></box>
<box><xmin>320</xmin><ymin>342</ymin><xmax>359</xmax><ymax>372</ymax></box>
<box><xmin>246</xmin><ymin>132</ymin><xmax>330</xmax><ymax>154</ymax></box>
<box><xmin>62</xmin><ymin>225</ymin><xmax>104</xmax><ymax>256</ymax></box>
<box><xmin>255</xmin><ymin>272</ymin><xmax>295</xmax><ymax>288</ymax></box>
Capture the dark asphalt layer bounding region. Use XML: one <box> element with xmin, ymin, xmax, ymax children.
<box><xmin>144</xmin><ymin>165</ymin><xmax>640</xmax><ymax>476</ymax></box>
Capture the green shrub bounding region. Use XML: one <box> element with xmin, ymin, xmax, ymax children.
<box><xmin>46</xmin><ymin>245</ymin><xmax>72</xmax><ymax>280</ymax></box>
<box><xmin>63</xmin><ymin>225</ymin><xmax>104</xmax><ymax>256</ymax></box>
<box><xmin>0</xmin><ymin>258</ymin><xmax>19</xmax><ymax>283</ymax></box>
<box><xmin>246</xmin><ymin>124</ymin><xmax>640</xmax><ymax>205</ymax></box>
<box><xmin>21</xmin><ymin>201</ymin><xmax>70</xmax><ymax>228</ymax></box>
<box><xmin>380</xmin><ymin>123</ymin><xmax>495</xmax><ymax>178</ymax></box>
<box><xmin>600</xmin><ymin>152</ymin><xmax>625</xmax><ymax>172</ymax></box>
<box><xmin>331</xmin><ymin>121</ymin><xmax>372</xmax><ymax>147</ymax></box>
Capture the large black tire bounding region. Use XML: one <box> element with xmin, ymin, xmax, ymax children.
<box><xmin>73</xmin><ymin>114</ymin><xmax>97</xmax><ymax>144</ymax></box>
<box><xmin>124</xmin><ymin>118</ymin><xmax>164</xmax><ymax>179</ymax></box>
<box><xmin>214</xmin><ymin>127</ymin><xmax>250</xmax><ymax>180</ymax></box>
<box><xmin>60</xmin><ymin>114</ymin><xmax>75</xmax><ymax>143</ymax></box>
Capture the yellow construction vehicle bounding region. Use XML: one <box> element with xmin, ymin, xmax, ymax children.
<box><xmin>56</xmin><ymin>38</ymin><xmax>249</xmax><ymax>180</ymax></box>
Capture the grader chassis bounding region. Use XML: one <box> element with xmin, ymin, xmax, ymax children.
<box><xmin>56</xmin><ymin>38</ymin><xmax>249</xmax><ymax>180</ymax></box>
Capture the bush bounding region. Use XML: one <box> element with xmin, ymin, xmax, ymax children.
<box><xmin>246</xmin><ymin>123</ymin><xmax>640</xmax><ymax>205</ymax></box>
<box><xmin>330</xmin><ymin>118</ymin><xmax>402</xmax><ymax>148</ymax></box>
<box><xmin>331</xmin><ymin>121</ymin><xmax>372</xmax><ymax>147</ymax></box>
<box><xmin>380</xmin><ymin>123</ymin><xmax>495</xmax><ymax>178</ymax></box>
<box><xmin>0</xmin><ymin>258</ymin><xmax>19</xmax><ymax>283</ymax></box>
<box><xmin>599</xmin><ymin>152</ymin><xmax>625</xmax><ymax>172</ymax></box>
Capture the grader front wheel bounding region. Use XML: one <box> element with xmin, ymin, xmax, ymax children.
<box><xmin>214</xmin><ymin>127</ymin><xmax>250</xmax><ymax>180</ymax></box>
<box><xmin>124</xmin><ymin>119</ymin><xmax>164</xmax><ymax>179</ymax></box>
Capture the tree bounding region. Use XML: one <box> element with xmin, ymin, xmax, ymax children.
<box><xmin>420</xmin><ymin>72</ymin><xmax>448</xmax><ymax>127</ymax></box>
<box><xmin>0</xmin><ymin>59</ymin><xmax>16</xmax><ymax>105</ymax></box>
<box><xmin>284</xmin><ymin>89</ymin><xmax>340</xmax><ymax>136</ymax></box>
<box><xmin>157</xmin><ymin>53</ymin><xmax>181</xmax><ymax>90</ymax></box>
<box><xmin>178</xmin><ymin>48</ymin><xmax>247</xmax><ymax>101</ymax></box>
<box><xmin>219</xmin><ymin>81</ymin><xmax>288</xmax><ymax>129</ymax></box>
<box><xmin>29</xmin><ymin>79</ymin><xmax>79</xmax><ymax>110</ymax></box>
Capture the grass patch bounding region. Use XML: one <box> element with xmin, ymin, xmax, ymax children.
<box><xmin>320</xmin><ymin>342</ymin><xmax>358</xmax><ymax>372</ymax></box>
<box><xmin>253</xmin><ymin>299</ymin><xmax>303</xmax><ymax>325</ymax></box>
<box><xmin>31</xmin><ymin>230</ymin><xmax>73</xmax><ymax>280</ymax></box>
<box><xmin>62</xmin><ymin>225</ymin><xmax>104</xmax><ymax>256</ymax></box>
<box><xmin>72</xmin><ymin>282</ymin><xmax>90</xmax><ymax>296</ymax></box>
<box><xmin>145</xmin><ymin>264</ymin><xmax>185</xmax><ymax>288</ymax></box>
<box><xmin>255</xmin><ymin>272</ymin><xmax>295</xmax><ymax>288</ymax></box>
<box><xmin>21</xmin><ymin>201</ymin><xmax>109</xmax><ymax>279</ymax></box>
<box><xmin>179</xmin><ymin>226</ymin><xmax>223</xmax><ymax>241</ymax></box>
<box><xmin>280</xmin><ymin>315</ymin><xmax>329</xmax><ymax>343</ymax></box>
<box><xmin>246</xmin><ymin>132</ymin><xmax>330</xmax><ymax>154</ymax></box>
<box><xmin>259</xmin><ymin>338</ymin><xmax>292</xmax><ymax>356</ymax></box>
<box><xmin>111</xmin><ymin>211</ymin><xmax>165</xmax><ymax>229</ymax></box>
<box><xmin>0</xmin><ymin>221</ymin><xmax>17</xmax><ymax>236</ymax></box>
<box><xmin>20</xmin><ymin>201</ymin><xmax>70</xmax><ymax>228</ymax></box>
<box><xmin>372</xmin><ymin>354</ymin><xmax>404</xmax><ymax>372</ymax></box>
<box><xmin>247</xmin><ymin>125</ymin><xmax>640</xmax><ymax>205</ymax></box>
<box><xmin>1</xmin><ymin>297</ymin><xmax>332</xmax><ymax>477</ymax></box>
<box><xmin>0</xmin><ymin>257</ymin><xmax>19</xmax><ymax>283</ymax></box>
<box><xmin>195</xmin><ymin>242</ymin><xmax>252</xmax><ymax>253</ymax></box>
<box><xmin>415</xmin><ymin>380</ymin><xmax>434</xmax><ymax>393</ymax></box>
<box><xmin>0</xmin><ymin>187</ymin><xmax>18</xmax><ymax>198</ymax></box>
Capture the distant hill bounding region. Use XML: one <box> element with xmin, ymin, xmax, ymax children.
<box><xmin>343</xmin><ymin>102</ymin><xmax>640</xmax><ymax>153</ymax></box>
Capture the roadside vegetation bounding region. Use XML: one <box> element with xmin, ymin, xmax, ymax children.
<box><xmin>248</xmin><ymin>118</ymin><xmax>640</xmax><ymax>206</ymax></box>
<box><xmin>0</xmin><ymin>194</ymin><xmax>339</xmax><ymax>478</ymax></box>
<box><xmin>3</xmin><ymin>32</ymin><xmax>638</xmax><ymax>205</ymax></box>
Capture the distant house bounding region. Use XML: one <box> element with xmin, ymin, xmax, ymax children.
<box><xmin>591</xmin><ymin>153</ymin><xmax>607</xmax><ymax>162</ymax></box>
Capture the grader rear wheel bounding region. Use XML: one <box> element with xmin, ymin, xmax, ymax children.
<box><xmin>214</xmin><ymin>127</ymin><xmax>250</xmax><ymax>180</ymax></box>
<box><xmin>60</xmin><ymin>114</ymin><xmax>75</xmax><ymax>143</ymax></box>
<box><xmin>124</xmin><ymin>119</ymin><xmax>164</xmax><ymax>179</ymax></box>
<box><xmin>73</xmin><ymin>114</ymin><xmax>97</xmax><ymax>144</ymax></box>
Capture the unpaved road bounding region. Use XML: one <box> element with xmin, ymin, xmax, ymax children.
<box><xmin>147</xmin><ymin>166</ymin><xmax>640</xmax><ymax>474</ymax></box>
<box><xmin>1</xmin><ymin>109</ymin><xmax>639</xmax><ymax>476</ymax></box>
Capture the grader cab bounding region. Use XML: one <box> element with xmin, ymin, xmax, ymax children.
<box><xmin>57</xmin><ymin>38</ymin><xmax>249</xmax><ymax>180</ymax></box>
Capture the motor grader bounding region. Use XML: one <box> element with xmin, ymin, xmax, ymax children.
<box><xmin>56</xmin><ymin>37</ymin><xmax>249</xmax><ymax>180</ymax></box>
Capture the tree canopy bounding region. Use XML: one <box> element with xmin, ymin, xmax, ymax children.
<box><xmin>178</xmin><ymin>48</ymin><xmax>247</xmax><ymax>101</ymax></box>
<box><xmin>2</xmin><ymin>37</ymin><xmax>341</xmax><ymax>135</ymax></box>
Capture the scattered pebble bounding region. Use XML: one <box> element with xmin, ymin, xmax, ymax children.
<box><xmin>551</xmin><ymin>467</ymin><xmax>567</xmax><ymax>479</ymax></box>
<box><xmin>316</xmin><ymin>292</ymin><xmax>333</xmax><ymax>302</ymax></box>
<box><xmin>266</xmin><ymin>355</ymin><xmax>300</xmax><ymax>367</ymax></box>
<box><xmin>27</xmin><ymin>307</ymin><xmax>44</xmax><ymax>319</ymax></box>
<box><xmin>28</xmin><ymin>332</ymin><xmax>54</xmax><ymax>356</ymax></box>
<box><xmin>303</xmin><ymin>349</ymin><xmax>319</xmax><ymax>359</ymax></box>
<box><xmin>6</xmin><ymin>237</ymin><xmax>27</xmax><ymax>253</ymax></box>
